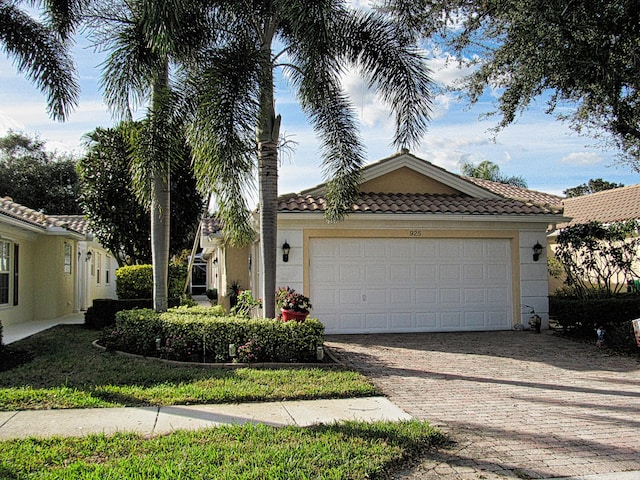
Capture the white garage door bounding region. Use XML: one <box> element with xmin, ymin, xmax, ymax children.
<box><xmin>310</xmin><ymin>237</ymin><xmax>512</xmax><ymax>334</ymax></box>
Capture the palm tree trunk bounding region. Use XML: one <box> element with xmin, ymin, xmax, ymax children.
<box><xmin>257</xmin><ymin>53</ymin><xmax>280</xmax><ymax>318</ymax></box>
<box><xmin>151</xmin><ymin>63</ymin><xmax>171</xmax><ymax>312</ymax></box>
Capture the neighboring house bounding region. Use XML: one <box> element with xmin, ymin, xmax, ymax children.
<box><xmin>548</xmin><ymin>184</ymin><xmax>640</xmax><ymax>293</ymax></box>
<box><xmin>0</xmin><ymin>197</ymin><xmax>117</xmax><ymax>327</ymax></box>
<box><xmin>203</xmin><ymin>151</ymin><xmax>566</xmax><ymax>333</ymax></box>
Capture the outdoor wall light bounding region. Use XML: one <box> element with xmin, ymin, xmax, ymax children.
<box><xmin>282</xmin><ymin>241</ymin><xmax>291</xmax><ymax>262</ymax></box>
<box><xmin>532</xmin><ymin>242</ymin><xmax>543</xmax><ymax>261</ymax></box>
<box><xmin>86</xmin><ymin>250</ymin><xmax>93</xmax><ymax>262</ymax></box>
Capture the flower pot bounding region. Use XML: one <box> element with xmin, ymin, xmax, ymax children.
<box><xmin>281</xmin><ymin>309</ymin><xmax>309</xmax><ymax>322</ymax></box>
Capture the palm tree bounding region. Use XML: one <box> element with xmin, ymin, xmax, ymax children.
<box><xmin>461</xmin><ymin>160</ymin><xmax>528</xmax><ymax>188</ymax></box>
<box><xmin>0</xmin><ymin>0</ymin><xmax>80</xmax><ymax>120</ymax></box>
<box><xmin>86</xmin><ymin>0</ymin><xmax>208</xmax><ymax>311</ymax></box>
<box><xmin>187</xmin><ymin>2</ymin><xmax>433</xmax><ymax>318</ymax></box>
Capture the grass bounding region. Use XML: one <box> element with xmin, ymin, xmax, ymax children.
<box><xmin>0</xmin><ymin>324</ymin><xmax>378</xmax><ymax>411</ymax></box>
<box><xmin>0</xmin><ymin>324</ymin><xmax>446</xmax><ymax>478</ymax></box>
<box><xmin>0</xmin><ymin>421</ymin><xmax>445</xmax><ymax>479</ymax></box>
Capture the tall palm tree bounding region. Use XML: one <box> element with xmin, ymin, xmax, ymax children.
<box><xmin>0</xmin><ymin>0</ymin><xmax>81</xmax><ymax>120</ymax></box>
<box><xmin>87</xmin><ymin>0</ymin><xmax>208</xmax><ymax>311</ymax></box>
<box><xmin>188</xmin><ymin>2</ymin><xmax>433</xmax><ymax>318</ymax></box>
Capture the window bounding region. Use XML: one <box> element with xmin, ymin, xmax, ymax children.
<box><xmin>96</xmin><ymin>252</ymin><xmax>102</xmax><ymax>284</ymax></box>
<box><xmin>64</xmin><ymin>243</ymin><xmax>72</xmax><ymax>274</ymax></box>
<box><xmin>0</xmin><ymin>240</ymin><xmax>9</xmax><ymax>305</ymax></box>
<box><xmin>105</xmin><ymin>255</ymin><xmax>111</xmax><ymax>284</ymax></box>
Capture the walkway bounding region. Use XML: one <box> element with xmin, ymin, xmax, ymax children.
<box><xmin>326</xmin><ymin>331</ymin><xmax>640</xmax><ymax>479</ymax></box>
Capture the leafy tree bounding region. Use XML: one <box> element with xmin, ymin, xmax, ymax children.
<box><xmin>78</xmin><ymin>125</ymin><xmax>204</xmax><ymax>267</ymax></box>
<box><xmin>555</xmin><ymin>221</ymin><xmax>640</xmax><ymax>298</ymax></box>
<box><xmin>0</xmin><ymin>131</ymin><xmax>81</xmax><ymax>213</ymax></box>
<box><xmin>379</xmin><ymin>0</ymin><xmax>640</xmax><ymax>166</ymax></box>
<box><xmin>187</xmin><ymin>2</ymin><xmax>433</xmax><ymax>317</ymax></box>
<box><xmin>86</xmin><ymin>0</ymin><xmax>208</xmax><ymax>310</ymax></box>
<box><xmin>0</xmin><ymin>0</ymin><xmax>80</xmax><ymax>120</ymax></box>
<box><xmin>563</xmin><ymin>178</ymin><xmax>624</xmax><ymax>198</ymax></box>
<box><xmin>461</xmin><ymin>160</ymin><xmax>527</xmax><ymax>188</ymax></box>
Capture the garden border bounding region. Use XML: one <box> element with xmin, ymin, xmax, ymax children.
<box><xmin>92</xmin><ymin>340</ymin><xmax>343</xmax><ymax>369</ymax></box>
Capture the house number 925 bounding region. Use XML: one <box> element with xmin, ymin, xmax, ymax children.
<box><xmin>409</xmin><ymin>230</ymin><xmax>422</xmax><ymax>237</ymax></box>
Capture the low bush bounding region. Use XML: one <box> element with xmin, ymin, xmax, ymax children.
<box><xmin>101</xmin><ymin>308</ymin><xmax>325</xmax><ymax>363</ymax></box>
<box><xmin>116</xmin><ymin>264</ymin><xmax>187</xmax><ymax>300</ymax></box>
<box><xmin>549</xmin><ymin>294</ymin><xmax>640</xmax><ymax>350</ymax></box>
<box><xmin>85</xmin><ymin>298</ymin><xmax>180</xmax><ymax>329</ymax></box>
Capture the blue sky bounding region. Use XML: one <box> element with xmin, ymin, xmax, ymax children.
<box><xmin>1</xmin><ymin>4</ymin><xmax>638</xmax><ymax>199</ymax></box>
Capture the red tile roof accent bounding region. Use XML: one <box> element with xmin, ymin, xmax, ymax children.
<box><xmin>0</xmin><ymin>197</ymin><xmax>86</xmax><ymax>234</ymax></box>
<box><xmin>48</xmin><ymin>215</ymin><xmax>91</xmax><ymax>235</ymax></box>
<box><xmin>278</xmin><ymin>192</ymin><xmax>556</xmax><ymax>215</ymax></box>
<box><xmin>464</xmin><ymin>177</ymin><xmax>564</xmax><ymax>208</ymax></box>
<box><xmin>201</xmin><ymin>217</ymin><xmax>223</xmax><ymax>237</ymax></box>
<box><xmin>560</xmin><ymin>184</ymin><xmax>640</xmax><ymax>226</ymax></box>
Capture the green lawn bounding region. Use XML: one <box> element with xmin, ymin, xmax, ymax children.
<box><xmin>0</xmin><ymin>325</ymin><xmax>377</xmax><ymax>410</ymax></box>
<box><xmin>0</xmin><ymin>324</ymin><xmax>445</xmax><ymax>478</ymax></box>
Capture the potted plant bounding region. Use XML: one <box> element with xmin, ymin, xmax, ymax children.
<box><xmin>276</xmin><ymin>286</ymin><xmax>312</xmax><ymax>322</ymax></box>
<box><xmin>205</xmin><ymin>288</ymin><xmax>218</xmax><ymax>305</ymax></box>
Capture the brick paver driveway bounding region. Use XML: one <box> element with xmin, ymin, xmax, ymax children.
<box><xmin>325</xmin><ymin>331</ymin><xmax>640</xmax><ymax>479</ymax></box>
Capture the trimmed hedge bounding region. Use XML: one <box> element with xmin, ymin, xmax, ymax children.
<box><xmin>549</xmin><ymin>295</ymin><xmax>640</xmax><ymax>350</ymax></box>
<box><xmin>85</xmin><ymin>298</ymin><xmax>180</xmax><ymax>329</ymax></box>
<box><xmin>116</xmin><ymin>264</ymin><xmax>187</xmax><ymax>300</ymax></box>
<box><xmin>100</xmin><ymin>308</ymin><xmax>325</xmax><ymax>363</ymax></box>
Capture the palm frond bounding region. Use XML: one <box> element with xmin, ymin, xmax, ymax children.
<box><xmin>0</xmin><ymin>1</ymin><xmax>78</xmax><ymax>120</ymax></box>
<box><xmin>336</xmin><ymin>9</ymin><xmax>433</xmax><ymax>149</ymax></box>
<box><xmin>186</xmin><ymin>41</ymin><xmax>261</xmax><ymax>246</ymax></box>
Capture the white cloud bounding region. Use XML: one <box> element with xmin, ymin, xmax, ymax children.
<box><xmin>560</xmin><ymin>152</ymin><xmax>603</xmax><ymax>166</ymax></box>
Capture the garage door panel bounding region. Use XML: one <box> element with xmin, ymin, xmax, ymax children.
<box><xmin>365</xmin><ymin>289</ymin><xmax>387</xmax><ymax>304</ymax></box>
<box><xmin>415</xmin><ymin>288</ymin><xmax>437</xmax><ymax>304</ymax></box>
<box><xmin>339</xmin><ymin>265</ymin><xmax>362</xmax><ymax>282</ymax></box>
<box><xmin>439</xmin><ymin>240</ymin><xmax>462</xmax><ymax>257</ymax></box>
<box><xmin>390</xmin><ymin>288</ymin><xmax>412</xmax><ymax>305</ymax></box>
<box><xmin>338</xmin><ymin>240</ymin><xmax>362</xmax><ymax>257</ymax></box>
<box><xmin>463</xmin><ymin>239</ymin><xmax>485</xmax><ymax>257</ymax></box>
<box><xmin>416</xmin><ymin>312</ymin><xmax>437</xmax><ymax>328</ymax></box>
<box><xmin>390</xmin><ymin>312</ymin><xmax>412</xmax><ymax>329</ymax></box>
<box><xmin>464</xmin><ymin>288</ymin><xmax>485</xmax><ymax>304</ymax></box>
<box><xmin>440</xmin><ymin>288</ymin><xmax>461</xmax><ymax>304</ymax></box>
<box><xmin>464</xmin><ymin>312</ymin><xmax>486</xmax><ymax>327</ymax></box>
<box><xmin>365</xmin><ymin>265</ymin><xmax>387</xmax><ymax>282</ymax></box>
<box><xmin>441</xmin><ymin>312</ymin><xmax>462</xmax><ymax>327</ymax></box>
<box><xmin>339</xmin><ymin>289</ymin><xmax>363</xmax><ymax>307</ymax></box>
<box><xmin>390</xmin><ymin>264</ymin><xmax>413</xmax><ymax>281</ymax></box>
<box><xmin>463</xmin><ymin>264</ymin><xmax>485</xmax><ymax>281</ymax></box>
<box><xmin>416</xmin><ymin>264</ymin><xmax>437</xmax><ymax>281</ymax></box>
<box><xmin>487</xmin><ymin>264</ymin><xmax>509</xmax><ymax>281</ymax></box>
<box><xmin>310</xmin><ymin>237</ymin><xmax>512</xmax><ymax>334</ymax></box>
<box><xmin>439</xmin><ymin>264</ymin><xmax>461</xmax><ymax>281</ymax></box>
<box><xmin>365</xmin><ymin>313</ymin><xmax>388</xmax><ymax>330</ymax></box>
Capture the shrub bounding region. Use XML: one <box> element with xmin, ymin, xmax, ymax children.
<box><xmin>100</xmin><ymin>308</ymin><xmax>325</xmax><ymax>363</ymax></box>
<box><xmin>549</xmin><ymin>294</ymin><xmax>640</xmax><ymax>350</ymax></box>
<box><xmin>85</xmin><ymin>298</ymin><xmax>181</xmax><ymax>329</ymax></box>
<box><xmin>116</xmin><ymin>264</ymin><xmax>187</xmax><ymax>300</ymax></box>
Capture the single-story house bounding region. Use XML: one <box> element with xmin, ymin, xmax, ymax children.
<box><xmin>547</xmin><ymin>183</ymin><xmax>640</xmax><ymax>293</ymax></box>
<box><xmin>202</xmin><ymin>150</ymin><xmax>567</xmax><ymax>333</ymax></box>
<box><xmin>0</xmin><ymin>197</ymin><xmax>116</xmax><ymax>327</ymax></box>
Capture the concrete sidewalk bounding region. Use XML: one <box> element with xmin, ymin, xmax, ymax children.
<box><xmin>0</xmin><ymin>396</ymin><xmax>410</xmax><ymax>440</ymax></box>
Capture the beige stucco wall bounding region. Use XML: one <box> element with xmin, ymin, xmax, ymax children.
<box><xmin>360</xmin><ymin>167</ymin><xmax>460</xmax><ymax>194</ymax></box>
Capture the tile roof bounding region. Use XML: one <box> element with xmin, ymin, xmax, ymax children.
<box><xmin>560</xmin><ymin>184</ymin><xmax>640</xmax><ymax>226</ymax></box>
<box><xmin>278</xmin><ymin>192</ymin><xmax>557</xmax><ymax>216</ymax></box>
<box><xmin>47</xmin><ymin>215</ymin><xmax>92</xmax><ymax>235</ymax></box>
<box><xmin>201</xmin><ymin>217</ymin><xmax>223</xmax><ymax>237</ymax></box>
<box><xmin>0</xmin><ymin>197</ymin><xmax>87</xmax><ymax>235</ymax></box>
<box><xmin>464</xmin><ymin>177</ymin><xmax>565</xmax><ymax>208</ymax></box>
